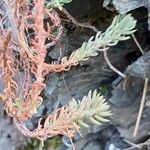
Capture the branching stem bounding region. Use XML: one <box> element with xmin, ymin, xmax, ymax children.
<box><xmin>103</xmin><ymin>50</ymin><xmax>126</xmax><ymax>78</ymax></box>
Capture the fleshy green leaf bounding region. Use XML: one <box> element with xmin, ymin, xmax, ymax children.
<box><xmin>65</xmin><ymin>13</ymin><xmax>137</xmax><ymax>63</ymax></box>
<box><xmin>47</xmin><ymin>0</ymin><xmax>72</xmax><ymax>10</ymax></box>
<box><xmin>67</xmin><ymin>90</ymin><xmax>111</xmax><ymax>128</ymax></box>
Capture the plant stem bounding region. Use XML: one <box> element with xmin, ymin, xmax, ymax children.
<box><xmin>103</xmin><ymin>50</ymin><xmax>126</xmax><ymax>78</ymax></box>
<box><xmin>133</xmin><ymin>78</ymin><xmax>148</xmax><ymax>137</ymax></box>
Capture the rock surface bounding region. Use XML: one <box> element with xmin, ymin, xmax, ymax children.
<box><xmin>103</xmin><ymin>0</ymin><xmax>150</xmax><ymax>30</ymax></box>
<box><xmin>103</xmin><ymin>0</ymin><xmax>149</xmax><ymax>13</ymax></box>
<box><xmin>109</xmin><ymin>76</ymin><xmax>144</xmax><ymax>107</ymax></box>
<box><xmin>0</xmin><ymin>0</ymin><xmax>150</xmax><ymax>150</ymax></box>
<box><xmin>0</xmin><ymin>103</ymin><xmax>26</xmax><ymax>150</ymax></box>
<box><xmin>127</xmin><ymin>51</ymin><xmax>150</xmax><ymax>80</ymax></box>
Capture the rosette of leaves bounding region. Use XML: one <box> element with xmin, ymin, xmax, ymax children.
<box><xmin>47</xmin><ymin>0</ymin><xmax>72</xmax><ymax>10</ymax></box>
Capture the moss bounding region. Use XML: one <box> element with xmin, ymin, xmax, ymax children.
<box><xmin>98</xmin><ymin>85</ymin><xmax>109</xmax><ymax>95</ymax></box>
<box><xmin>23</xmin><ymin>136</ymin><xmax>62</xmax><ymax>150</ymax></box>
<box><xmin>23</xmin><ymin>139</ymin><xmax>40</xmax><ymax>150</ymax></box>
<box><xmin>46</xmin><ymin>136</ymin><xmax>62</xmax><ymax>149</ymax></box>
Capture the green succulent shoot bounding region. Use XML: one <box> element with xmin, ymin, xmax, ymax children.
<box><xmin>47</xmin><ymin>0</ymin><xmax>72</xmax><ymax>10</ymax></box>
<box><xmin>68</xmin><ymin>90</ymin><xmax>112</xmax><ymax>128</ymax></box>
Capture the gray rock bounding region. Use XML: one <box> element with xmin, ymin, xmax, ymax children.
<box><xmin>103</xmin><ymin>0</ymin><xmax>150</xmax><ymax>14</ymax></box>
<box><xmin>127</xmin><ymin>51</ymin><xmax>150</xmax><ymax>80</ymax></box>
<box><xmin>111</xmin><ymin>100</ymin><xmax>139</xmax><ymax>129</ymax></box>
<box><xmin>117</xmin><ymin>121</ymin><xmax>150</xmax><ymax>143</ymax></box>
<box><xmin>44</xmin><ymin>73</ymin><xmax>59</xmax><ymax>98</ymax></box>
<box><xmin>64</xmin><ymin>0</ymin><xmax>103</xmax><ymax>19</ymax></box>
<box><xmin>0</xmin><ymin>70</ymin><xmax>4</xmax><ymax>93</ymax></box>
<box><xmin>0</xmin><ymin>103</ymin><xmax>26</xmax><ymax>150</ymax></box>
<box><xmin>65</xmin><ymin>133</ymin><xmax>104</xmax><ymax>150</ymax></box>
<box><xmin>103</xmin><ymin>0</ymin><xmax>150</xmax><ymax>31</ymax></box>
<box><xmin>26</xmin><ymin>104</ymin><xmax>46</xmax><ymax>130</ymax></box>
<box><xmin>109</xmin><ymin>76</ymin><xmax>144</xmax><ymax>107</ymax></box>
<box><xmin>83</xmin><ymin>140</ymin><xmax>103</xmax><ymax>150</ymax></box>
<box><xmin>105</xmin><ymin>135</ymin><xmax>130</xmax><ymax>150</ymax></box>
<box><xmin>110</xmin><ymin>85</ymin><xmax>150</xmax><ymax>143</ymax></box>
<box><xmin>62</xmin><ymin>126</ymin><xmax>118</xmax><ymax>150</ymax></box>
<box><xmin>148</xmin><ymin>6</ymin><xmax>150</xmax><ymax>30</ymax></box>
<box><xmin>0</xmin><ymin>2</ymin><xmax>11</xmax><ymax>29</ymax></box>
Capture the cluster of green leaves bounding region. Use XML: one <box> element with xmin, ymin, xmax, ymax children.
<box><xmin>23</xmin><ymin>137</ymin><xmax>62</xmax><ymax>150</ymax></box>
<box><xmin>47</xmin><ymin>0</ymin><xmax>72</xmax><ymax>10</ymax></box>
<box><xmin>67</xmin><ymin>14</ymin><xmax>137</xmax><ymax>63</ymax></box>
<box><xmin>68</xmin><ymin>90</ymin><xmax>111</xmax><ymax>128</ymax></box>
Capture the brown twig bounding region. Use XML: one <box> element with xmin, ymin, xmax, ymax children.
<box><xmin>103</xmin><ymin>50</ymin><xmax>126</xmax><ymax>78</ymax></box>
<box><xmin>132</xmin><ymin>34</ymin><xmax>148</xmax><ymax>137</ymax></box>
<box><xmin>62</xmin><ymin>8</ymin><xmax>99</xmax><ymax>33</ymax></box>
<box><xmin>39</xmin><ymin>140</ymin><xmax>44</xmax><ymax>150</ymax></box>
<box><xmin>131</xmin><ymin>34</ymin><xmax>144</xmax><ymax>55</ymax></box>
<box><xmin>69</xmin><ymin>137</ymin><xmax>75</xmax><ymax>150</ymax></box>
<box><xmin>133</xmin><ymin>77</ymin><xmax>148</xmax><ymax>137</ymax></box>
<box><xmin>62</xmin><ymin>71</ymin><xmax>72</xmax><ymax>100</ymax></box>
<box><xmin>123</xmin><ymin>139</ymin><xmax>140</xmax><ymax>149</ymax></box>
<box><xmin>123</xmin><ymin>138</ymin><xmax>150</xmax><ymax>150</ymax></box>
